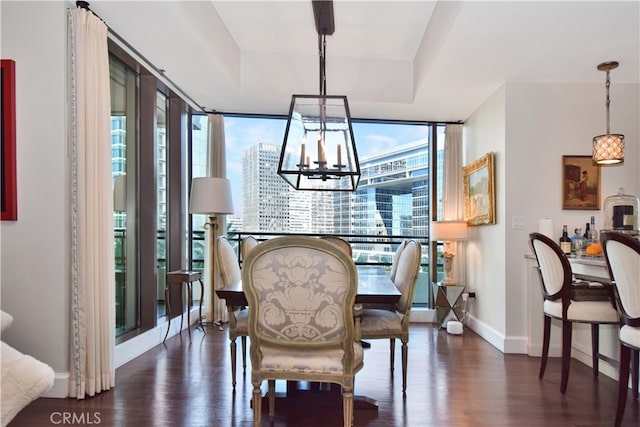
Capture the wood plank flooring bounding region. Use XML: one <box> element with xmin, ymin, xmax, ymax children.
<box><xmin>9</xmin><ymin>324</ymin><xmax>639</xmax><ymax>426</ymax></box>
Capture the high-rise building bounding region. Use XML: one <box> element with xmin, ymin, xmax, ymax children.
<box><xmin>241</xmin><ymin>139</ymin><xmax>430</xmax><ymax>246</ymax></box>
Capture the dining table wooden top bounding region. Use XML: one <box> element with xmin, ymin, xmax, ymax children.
<box><xmin>216</xmin><ymin>265</ymin><xmax>401</xmax><ymax>306</ymax></box>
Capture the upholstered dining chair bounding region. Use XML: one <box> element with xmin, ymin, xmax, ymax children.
<box><xmin>243</xmin><ymin>236</ymin><xmax>363</xmax><ymax>427</ymax></box>
<box><xmin>600</xmin><ymin>231</ymin><xmax>640</xmax><ymax>427</ymax></box>
<box><xmin>320</xmin><ymin>236</ymin><xmax>353</xmax><ymax>258</ymax></box>
<box><xmin>528</xmin><ymin>232</ymin><xmax>619</xmax><ymax>394</ymax></box>
<box><xmin>359</xmin><ymin>239</ymin><xmax>421</xmax><ymax>394</ymax></box>
<box><xmin>241</xmin><ymin>235</ymin><xmax>259</xmax><ymax>262</ymax></box>
<box><xmin>216</xmin><ymin>236</ymin><xmax>248</xmax><ymax>390</ymax></box>
<box><xmin>389</xmin><ymin>239</ymin><xmax>408</xmax><ymax>283</ymax></box>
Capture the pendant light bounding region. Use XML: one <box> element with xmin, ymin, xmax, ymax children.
<box><xmin>592</xmin><ymin>61</ymin><xmax>624</xmax><ymax>165</ymax></box>
<box><xmin>278</xmin><ymin>0</ymin><xmax>360</xmax><ymax>191</ymax></box>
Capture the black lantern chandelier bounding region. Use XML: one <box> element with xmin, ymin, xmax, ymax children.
<box><xmin>278</xmin><ymin>0</ymin><xmax>360</xmax><ymax>191</ymax></box>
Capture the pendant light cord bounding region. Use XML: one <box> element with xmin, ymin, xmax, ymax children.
<box><xmin>604</xmin><ymin>69</ymin><xmax>611</xmax><ymax>134</ymax></box>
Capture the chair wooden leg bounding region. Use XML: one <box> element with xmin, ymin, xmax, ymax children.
<box><xmin>632</xmin><ymin>349</ymin><xmax>639</xmax><ymax>400</ymax></box>
<box><xmin>615</xmin><ymin>344</ymin><xmax>631</xmax><ymax>427</ymax></box>
<box><xmin>241</xmin><ymin>336</ymin><xmax>247</xmax><ymax>373</ymax></box>
<box><xmin>342</xmin><ymin>384</ymin><xmax>354</xmax><ymax>427</ymax></box>
<box><xmin>389</xmin><ymin>338</ymin><xmax>396</xmax><ymax>373</ymax></box>
<box><xmin>539</xmin><ymin>315</ymin><xmax>551</xmax><ymax>379</ymax></box>
<box><xmin>591</xmin><ymin>323</ymin><xmax>600</xmax><ymax>377</ymax></box>
<box><xmin>268</xmin><ymin>380</ymin><xmax>276</xmax><ymax>418</ymax></box>
<box><xmin>401</xmin><ymin>338</ymin><xmax>408</xmax><ymax>394</ymax></box>
<box><xmin>560</xmin><ymin>320</ymin><xmax>573</xmax><ymax>394</ymax></box>
<box><xmin>252</xmin><ymin>382</ymin><xmax>262</xmax><ymax>426</ymax></box>
<box><xmin>230</xmin><ymin>338</ymin><xmax>237</xmax><ymax>389</ymax></box>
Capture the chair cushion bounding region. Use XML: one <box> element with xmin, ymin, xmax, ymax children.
<box><xmin>360</xmin><ymin>308</ymin><xmax>402</xmax><ymax>337</ymax></box>
<box><xmin>260</xmin><ymin>342</ymin><xmax>363</xmax><ymax>375</ymax></box>
<box><xmin>620</xmin><ymin>325</ymin><xmax>640</xmax><ymax>349</ymax></box>
<box><xmin>543</xmin><ymin>300</ymin><xmax>619</xmax><ymax>323</ymax></box>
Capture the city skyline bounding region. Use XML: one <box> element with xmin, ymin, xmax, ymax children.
<box><xmin>223</xmin><ymin>116</ymin><xmax>431</xmax><ymax>215</ymax></box>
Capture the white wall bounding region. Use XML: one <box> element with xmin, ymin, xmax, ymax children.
<box><xmin>462</xmin><ymin>86</ymin><xmax>509</xmax><ymax>351</ymax></box>
<box><xmin>464</xmin><ymin>80</ymin><xmax>640</xmax><ymax>355</ymax></box>
<box><xmin>0</xmin><ymin>0</ymin><xmax>71</xmax><ymax>387</ymax></box>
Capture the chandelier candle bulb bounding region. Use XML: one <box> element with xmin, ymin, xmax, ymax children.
<box><xmin>337</xmin><ymin>144</ymin><xmax>342</xmax><ymax>167</ymax></box>
<box><xmin>299</xmin><ymin>143</ymin><xmax>306</xmax><ymax>168</ymax></box>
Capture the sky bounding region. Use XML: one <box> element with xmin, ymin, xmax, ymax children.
<box><xmin>223</xmin><ymin>116</ymin><xmax>430</xmax><ymax>215</ymax></box>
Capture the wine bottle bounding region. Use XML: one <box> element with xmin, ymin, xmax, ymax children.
<box><xmin>583</xmin><ymin>223</ymin><xmax>591</xmax><ymax>240</ymax></box>
<box><xmin>559</xmin><ymin>225</ymin><xmax>572</xmax><ymax>255</ymax></box>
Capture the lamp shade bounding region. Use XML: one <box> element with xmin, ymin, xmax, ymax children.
<box><xmin>430</xmin><ymin>221</ymin><xmax>468</xmax><ymax>241</ymax></box>
<box><xmin>189</xmin><ymin>177</ymin><xmax>234</xmax><ymax>215</ymax></box>
<box><xmin>593</xmin><ymin>133</ymin><xmax>624</xmax><ymax>165</ymax></box>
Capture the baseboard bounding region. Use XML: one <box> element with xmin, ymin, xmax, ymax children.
<box><xmin>41</xmin><ymin>372</ymin><xmax>69</xmax><ymax>398</ymax></box>
<box><xmin>465</xmin><ymin>315</ymin><xmax>528</xmax><ymax>354</ymax></box>
<box><xmin>409</xmin><ymin>307</ymin><xmax>435</xmax><ymax>323</ymax></box>
<box><xmin>115</xmin><ymin>307</ymin><xmax>201</xmax><ymax>368</ymax></box>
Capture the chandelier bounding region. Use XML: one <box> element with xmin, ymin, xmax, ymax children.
<box><xmin>278</xmin><ymin>0</ymin><xmax>360</xmax><ymax>191</ymax></box>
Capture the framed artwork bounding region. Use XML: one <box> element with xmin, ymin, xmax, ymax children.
<box><xmin>562</xmin><ymin>155</ymin><xmax>600</xmax><ymax>210</ymax></box>
<box><xmin>463</xmin><ymin>152</ymin><xmax>495</xmax><ymax>226</ymax></box>
<box><xmin>1</xmin><ymin>59</ymin><xmax>17</xmax><ymax>221</ymax></box>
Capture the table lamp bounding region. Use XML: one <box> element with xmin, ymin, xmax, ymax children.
<box><xmin>431</xmin><ymin>220</ymin><xmax>468</xmax><ymax>285</ymax></box>
<box><xmin>189</xmin><ymin>177</ymin><xmax>234</xmax><ymax>323</ymax></box>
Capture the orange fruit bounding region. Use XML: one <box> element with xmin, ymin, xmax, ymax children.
<box><xmin>586</xmin><ymin>243</ymin><xmax>603</xmax><ymax>255</ymax></box>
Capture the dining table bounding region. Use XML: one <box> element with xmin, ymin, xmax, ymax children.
<box><xmin>216</xmin><ymin>264</ymin><xmax>401</xmax><ymax>307</ymax></box>
<box><xmin>215</xmin><ymin>264</ymin><xmax>400</xmax><ymax>413</ymax></box>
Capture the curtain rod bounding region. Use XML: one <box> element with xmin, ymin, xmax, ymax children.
<box><xmin>75</xmin><ymin>1</ymin><xmax>205</xmax><ymax>112</ymax></box>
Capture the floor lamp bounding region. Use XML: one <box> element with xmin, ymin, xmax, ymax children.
<box><xmin>189</xmin><ymin>177</ymin><xmax>234</xmax><ymax>325</ymax></box>
<box><xmin>431</xmin><ymin>220</ymin><xmax>468</xmax><ymax>285</ymax></box>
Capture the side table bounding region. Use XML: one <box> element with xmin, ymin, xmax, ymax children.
<box><xmin>432</xmin><ymin>282</ymin><xmax>465</xmax><ymax>328</ymax></box>
<box><xmin>164</xmin><ymin>270</ymin><xmax>205</xmax><ymax>343</ymax></box>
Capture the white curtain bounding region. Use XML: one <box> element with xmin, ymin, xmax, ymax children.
<box><xmin>442</xmin><ymin>124</ymin><xmax>466</xmax><ymax>283</ymax></box>
<box><xmin>204</xmin><ymin>113</ymin><xmax>229</xmax><ymax>323</ymax></box>
<box><xmin>68</xmin><ymin>7</ymin><xmax>115</xmax><ymax>398</ymax></box>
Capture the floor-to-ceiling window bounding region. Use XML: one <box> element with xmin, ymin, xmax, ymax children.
<box><xmin>110</xmin><ymin>56</ymin><xmax>139</xmax><ymax>336</ymax></box>
<box><xmin>156</xmin><ymin>92</ymin><xmax>168</xmax><ymax>316</ymax></box>
<box><xmin>189</xmin><ymin>115</ymin><xmax>445</xmax><ymax>307</ymax></box>
<box><xmin>110</xmin><ymin>41</ymin><xmax>190</xmax><ymax>341</ymax></box>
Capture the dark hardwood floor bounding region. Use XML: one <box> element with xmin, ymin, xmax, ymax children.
<box><xmin>10</xmin><ymin>324</ymin><xmax>639</xmax><ymax>426</ymax></box>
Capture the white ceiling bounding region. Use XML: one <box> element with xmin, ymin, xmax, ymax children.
<box><xmin>90</xmin><ymin>0</ymin><xmax>640</xmax><ymax>122</ymax></box>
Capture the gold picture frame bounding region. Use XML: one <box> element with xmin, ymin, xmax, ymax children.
<box><xmin>463</xmin><ymin>152</ymin><xmax>496</xmax><ymax>226</ymax></box>
<box><xmin>562</xmin><ymin>155</ymin><xmax>600</xmax><ymax>210</ymax></box>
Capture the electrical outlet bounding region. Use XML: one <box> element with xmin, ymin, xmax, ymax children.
<box><xmin>468</xmin><ymin>292</ymin><xmax>476</xmax><ymax>298</ymax></box>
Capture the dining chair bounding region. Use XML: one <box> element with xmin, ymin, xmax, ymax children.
<box><xmin>359</xmin><ymin>239</ymin><xmax>421</xmax><ymax>394</ymax></box>
<box><xmin>216</xmin><ymin>236</ymin><xmax>248</xmax><ymax>390</ymax></box>
<box><xmin>389</xmin><ymin>239</ymin><xmax>408</xmax><ymax>283</ymax></box>
<box><xmin>320</xmin><ymin>236</ymin><xmax>353</xmax><ymax>258</ymax></box>
<box><xmin>243</xmin><ymin>236</ymin><xmax>363</xmax><ymax>427</ymax></box>
<box><xmin>600</xmin><ymin>231</ymin><xmax>640</xmax><ymax>427</ymax></box>
<box><xmin>529</xmin><ymin>232</ymin><xmax>619</xmax><ymax>394</ymax></box>
<box><xmin>241</xmin><ymin>235</ymin><xmax>260</xmax><ymax>265</ymax></box>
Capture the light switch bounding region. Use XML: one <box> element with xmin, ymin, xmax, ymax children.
<box><xmin>512</xmin><ymin>216</ymin><xmax>526</xmax><ymax>230</ymax></box>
